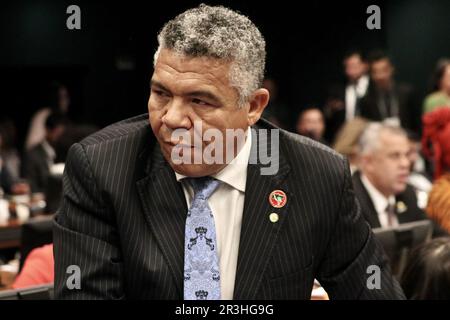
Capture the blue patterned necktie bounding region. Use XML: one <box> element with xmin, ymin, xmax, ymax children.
<box><xmin>183</xmin><ymin>176</ymin><xmax>221</xmax><ymax>300</ymax></box>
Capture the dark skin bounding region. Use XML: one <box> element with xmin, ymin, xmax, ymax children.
<box><xmin>148</xmin><ymin>49</ymin><xmax>269</xmax><ymax>177</ymax></box>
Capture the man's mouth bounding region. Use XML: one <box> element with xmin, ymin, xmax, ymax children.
<box><xmin>397</xmin><ymin>173</ymin><xmax>409</xmax><ymax>182</ymax></box>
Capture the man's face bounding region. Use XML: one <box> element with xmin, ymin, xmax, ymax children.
<box><xmin>344</xmin><ymin>54</ymin><xmax>367</xmax><ymax>83</ymax></box>
<box><xmin>47</xmin><ymin>124</ymin><xmax>66</xmax><ymax>145</ymax></box>
<box><xmin>371</xmin><ymin>58</ymin><xmax>394</xmax><ymax>90</ymax></box>
<box><xmin>363</xmin><ymin>131</ymin><xmax>411</xmax><ymax>197</ymax></box>
<box><xmin>149</xmin><ymin>49</ymin><xmax>262</xmax><ymax>177</ymax></box>
<box><xmin>296</xmin><ymin>109</ymin><xmax>324</xmax><ymax>141</ymax></box>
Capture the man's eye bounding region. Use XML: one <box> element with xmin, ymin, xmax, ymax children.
<box><xmin>192</xmin><ymin>98</ymin><xmax>209</xmax><ymax>106</ymax></box>
<box><xmin>152</xmin><ymin>89</ymin><xmax>169</xmax><ymax>97</ymax></box>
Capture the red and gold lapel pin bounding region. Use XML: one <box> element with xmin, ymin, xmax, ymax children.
<box><xmin>269</xmin><ymin>190</ymin><xmax>287</xmax><ymax>209</ymax></box>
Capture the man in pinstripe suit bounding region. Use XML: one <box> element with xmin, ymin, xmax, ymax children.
<box><xmin>54</xmin><ymin>5</ymin><xmax>405</xmax><ymax>299</ymax></box>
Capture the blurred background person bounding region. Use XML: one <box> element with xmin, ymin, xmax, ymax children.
<box><xmin>0</xmin><ymin>156</ymin><xmax>16</xmax><ymax>195</ymax></box>
<box><xmin>360</xmin><ymin>51</ymin><xmax>421</xmax><ymax>134</ymax></box>
<box><xmin>0</xmin><ymin>118</ymin><xmax>21</xmax><ymax>182</ymax></box>
<box><xmin>422</xmin><ymin>107</ymin><xmax>450</xmax><ymax>180</ymax></box>
<box><xmin>0</xmin><ymin>120</ymin><xmax>29</xmax><ymax>196</ymax></box>
<box><xmin>332</xmin><ymin>117</ymin><xmax>369</xmax><ymax>173</ymax></box>
<box><xmin>400</xmin><ymin>237</ymin><xmax>450</xmax><ymax>300</ymax></box>
<box><xmin>423</xmin><ymin>58</ymin><xmax>450</xmax><ymax>114</ymax></box>
<box><xmin>352</xmin><ymin>122</ymin><xmax>443</xmax><ymax>235</ymax></box>
<box><xmin>324</xmin><ymin>50</ymin><xmax>370</xmax><ymax>142</ymax></box>
<box><xmin>23</xmin><ymin>113</ymin><xmax>67</xmax><ymax>193</ymax></box>
<box><xmin>0</xmin><ymin>161</ymin><xmax>29</xmax><ymax>195</ymax></box>
<box><xmin>25</xmin><ymin>82</ymin><xmax>70</xmax><ymax>151</ymax></box>
<box><xmin>422</xmin><ymin>108</ymin><xmax>450</xmax><ymax>235</ymax></box>
<box><xmin>295</xmin><ymin>106</ymin><xmax>326</xmax><ymax>144</ymax></box>
<box><xmin>426</xmin><ymin>173</ymin><xmax>450</xmax><ymax>234</ymax></box>
<box><xmin>406</xmin><ymin>130</ymin><xmax>432</xmax><ymax>209</ymax></box>
<box><xmin>11</xmin><ymin>244</ymin><xmax>54</xmax><ymax>289</ymax></box>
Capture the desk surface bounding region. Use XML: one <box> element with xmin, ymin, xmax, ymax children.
<box><xmin>0</xmin><ymin>215</ymin><xmax>53</xmax><ymax>250</ymax></box>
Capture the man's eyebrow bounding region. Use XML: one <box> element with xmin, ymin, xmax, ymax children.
<box><xmin>150</xmin><ymin>80</ymin><xmax>170</xmax><ymax>92</ymax></box>
<box><xmin>187</xmin><ymin>90</ymin><xmax>223</xmax><ymax>105</ymax></box>
<box><xmin>151</xmin><ymin>79</ymin><xmax>223</xmax><ymax>105</ymax></box>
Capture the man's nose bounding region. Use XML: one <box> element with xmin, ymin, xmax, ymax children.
<box><xmin>399</xmin><ymin>154</ymin><xmax>411</xmax><ymax>169</ymax></box>
<box><xmin>161</xmin><ymin>98</ymin><xmax>191</xmax><ymax>130</ymax></box>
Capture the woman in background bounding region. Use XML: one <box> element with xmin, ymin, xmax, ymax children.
<box><xmin>423</xmin><ymin>59</ymin><xmax>450</xmax><ymax>114</ymax></box>
<box><xmin>422</xmin><ymin>108</ymin><xmax>450</xmax><ymax>235</ymax></box>
<box><xmin>422</xmin><ymin>107</ymin><xmax>450</xmax><ymax>180</ymax></box>
<box><xmin>25</xmin><ymin>82</ymin><xmax>70</xmax><ymax>151</ymax></box>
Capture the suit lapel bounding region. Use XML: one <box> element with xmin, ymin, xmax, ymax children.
<box><xmin>135</xmin><ymin>122</ymin><xmax>291</xmax><ymax>300</ymax></box>
<box><xmin>234</xmin><ymin>126</ymin><xmax>290</xmax><ymax>299</ymax></box>
<box><xmin>136</xmin><ymin>145</ymin><xmax>187</xmax><ymax>298</ymax></box>
<box><xmin>395</xmin><ymin>194</ymin><xmax>413</xmax><ymax>224</ymax></box>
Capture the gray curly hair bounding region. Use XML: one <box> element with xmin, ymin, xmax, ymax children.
<box><xmin>154</xmin><ymin>4</ymin><xmax>266</xmax><ymax>107</ymax></box>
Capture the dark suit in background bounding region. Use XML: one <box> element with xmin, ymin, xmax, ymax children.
<box><xmin>352</xmin><ymin>171</ymin><xmax>427</xmax><ymax>228</ymax></box>
<box><xmin>0</xmin><ymin>160</ymin><xmax>15</xmax><ymax>194</ymax></box>
<box><xmin>324</xmin><ymin>79</ymin><xmax>370</xmax><ymax>143</ymax></box>
<box><xmin>54</xmin><ymin>114</ymin><xmax>405</xmax><ymax>299</ymax></box>
<box><xmin>23</xmin><ymin>143</ymin><xmax>52</xmax><ymax>193</ymax></box>
<box><xmin>352</xmin><ymin>171</ymin><xmax>447</xmax><ymax>237</ymax></box>
<box><xmin>359</xmin><ymin>83</ymin><xmax>421</xmax><ymax>134</ymax></box>
<box><xmin>324</xmin><ymin>83</ymin><xmax>347</xmax><ymax>142</ymax></box>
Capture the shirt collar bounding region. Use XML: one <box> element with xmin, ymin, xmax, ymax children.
<box><xmin>175</xmin><ymin>127</ymin><xmax>251</xmax><ymax>193</ymax></box>
<box><xmin>356</xmin><ymin>75</ymin><xmax>369</xmax><ymax>96</ymax></box>
<box><xmin>360</xmin><ymin>173</ymin><xmax>395</xmax><ymax>214</ymax></box>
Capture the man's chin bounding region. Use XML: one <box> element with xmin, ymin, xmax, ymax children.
<box><xmin>169</xmin><ymin>162</ymin><xmax>225</xmax><ymax>178</ymax></box>
<box><xmin>393</xmin><ymin>183</ymin><xmax>407</xmax><ymax>195</ymax></box>
<box><xmin>159</xmin><ymin>144</ymin><xmax>228</xmax><ymax>177</ymax></box>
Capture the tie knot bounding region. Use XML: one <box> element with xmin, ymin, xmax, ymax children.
<box><xmin>187</xmin><ymin>177</ymin><xmax>221</xmax><ymax>200</ymax></box>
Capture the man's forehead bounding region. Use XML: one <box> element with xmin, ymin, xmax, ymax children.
<box><xmin>346</xmin><ymin>55</ymin><xmax>362</xmax><ymax>63</ymax></box>
<box><xmin>152</xmin><ymin>50</ymin><xmax>235</xmax><ymax>97</ymax></box>
<box><xmin>373</xmin><ymin>59</ymin><xmax>391</xmax><ymax>68</ymax></box>
<box><xmin>380</xmin><ymin>130</ymin><xmax>406</xmax><ymax>140</ymax></box>
<box><xmin>155</xmin><ymin>49</ymin><xmax>230</xmax><ymax>76</ymax></box>
<box><xmin>378</xmin><ymin>132</ymin><xmax>409</xmax><ymax>151</ymax></box>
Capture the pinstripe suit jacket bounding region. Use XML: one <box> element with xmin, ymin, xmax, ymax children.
<box><xmin>53</xmin><ymin>114</ymin><xmax>405</xmax><ymax>299</ymax></box>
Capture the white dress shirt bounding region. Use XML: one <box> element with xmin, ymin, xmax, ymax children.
<box><xmin>26</xmin><ymin>108</ymin><xmax>51</xmax><ymax>151</ymax></box>
<box><xmin>345</xmin><ymin>75</ymin><xmax>369</xmax><ymax>121</ymax></box>
<box><xmin>175</xmin><ymin>128</ymin><xmax>251</xmax><ymax>300</ymax></box>
<box><xmin>361</xmin><ymin>174</ymin><xmax>399</xmax><ymax>228</ymax></box>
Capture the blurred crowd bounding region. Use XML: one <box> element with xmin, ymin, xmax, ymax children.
<box><xmin>1</xmin><ymin>82</ymin><xmax>97</xmax><ymax>201</ymax></box>
<box><xmin>0</xmin><ymin>82</ymin><xmax>96</xmax><ymax>290</ymax></box>
<box><xmin>264</xmin><ymin>51</ymin><xmax>450</xmax><ymax>299</ymax></box>
<box><xmin>1</xmin><ymin>50</ymin><xmax>450</xmax><ymax>299</ymax></box>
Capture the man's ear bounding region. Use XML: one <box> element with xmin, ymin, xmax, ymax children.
<box><xmin>247</xmin><ymin>88</ymin><xmax>270</xmax><ymax>126</ymax></box>
<box><xmin>360</xmin><ymin>154</ymin><xmax>373</xmax><ymax>173</ymax></box>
